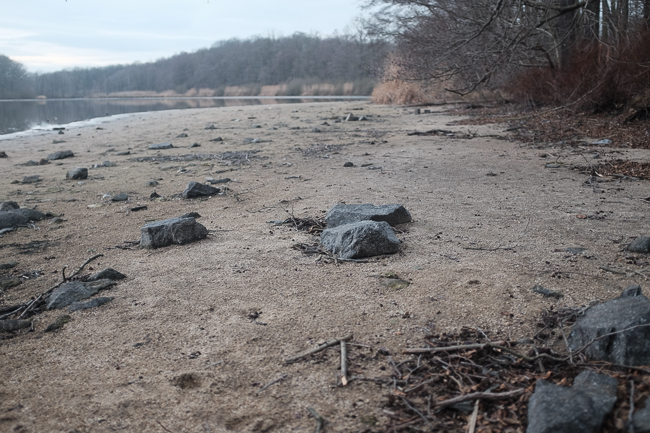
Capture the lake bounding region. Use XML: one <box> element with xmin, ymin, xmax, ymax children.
<box><xmin>0</xmin><ymin>96</ymin><xmax>369</xmax><ymax>136</ymax></box>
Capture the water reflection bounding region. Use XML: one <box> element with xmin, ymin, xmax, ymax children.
<box><xmin>0</xmin><ymin>97</ymin><xmax>367</xmax><ymax>135</ymax></box>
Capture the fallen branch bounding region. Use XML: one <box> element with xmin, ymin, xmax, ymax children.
<box><xmin>433</xmin><ymin>389</ymin><xmax>525</xmax><ymax>409</ymax></box>
<box><xmin>285</xmin><ymin>334</ymin><xmax>352</xmax><ymax>364</ymax></box>
<box><xmin>307</xmin><ymin>407</ymin><xmax>325</xmax><ymax>433</ymax></box>
<box><xmin>340</xmin><ymin>340</ymin><xmax>348</xmax><ymax>386</ymax></box>
<box><xmin>257</xmin><ymin>374</ymin><xmax>288</xmax><ymax>395</ymax></box>
<box><xmin>403</xmin><ymin>341</ymin><xmax>506</xmax><ymax>355</ymax></box>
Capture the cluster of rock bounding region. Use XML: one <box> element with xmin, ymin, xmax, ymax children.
<box><xmin>0</xmin><ymin>201</ymin><xmax>47</xmax><ymax>231</ymax></box>
<box><xmin>320</xmin><ymin>203</ymin><xmax>412</xmax><ymax>259</ymax></box>
<box><xmin>526</xmin><ymin>285</ymin><xmax>650</xmax><ymax>432</ymax></box>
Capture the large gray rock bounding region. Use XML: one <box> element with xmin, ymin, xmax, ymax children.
<box><xmin>182</xmin><ymin>181</ymin><xmax>220</xmax><ymax>199</ymax></box>
<box><xmin>628</xmin><ymin>236</ymin><xmax>650</xmax><ymax>253</ymax></box>
<box><xmin>47</xmin><ymin>150</ymin><xmax>74</xmax><ymax>160</ymax></box>
<box><xmin>0</xmin><ymin>212</ymin><xmax>29</xmax><ymax>230</ymax></box>
<box><xmin>46</xmin><ymin>279</ymin><xmax>116</xmax><ymax>310</ymax></box>
<box><xmin>0</xmin><ymin>202</ymin><xmax>19</xmax><ymax>211</ymax></box>
<box><xmin>21</xmin><ymin>175</ymin><xmax>41</xmax><ymax>184</ymax></box>
<box><xmin>568</xmin><ymin>285</ymin><xmax>650</xmax><ymax>365</ymax></box>
<box><xmin>325</xmin><ymin>203</ymin><xmax>412</xmax><ymax>229</ymax></box>
<box><xmin>149</xmin><ymin>142</ymin><xmax>173</xmax><ymax>150</ymax></box>
<box><xmin>527</xmin><ymin>370</ymin><xmax>617</xmax><ymax>433</ymax></box>
<box><xmin>140</xmin><ymin>217</ymin><xmax>208</xmax><ymax>249</ymax></box>
<box><xmin>10</xmin><ymin>208</ymin><xmax>46</xmax><ymax>221</ymax></box>
<box><xmin>320</xmin><ymin>220</ymin><xmax>400</xmax><ymax>259</ymax></box>
<box><xmin>66</xmin><ymin>167</ymin><xmax>88</xmax><ymax>180</ymax></box>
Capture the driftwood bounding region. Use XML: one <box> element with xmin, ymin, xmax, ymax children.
<box><xmin>285</xmin><ymin>334</ymin><xmax>353</xmax><ymax>364</ymax></box>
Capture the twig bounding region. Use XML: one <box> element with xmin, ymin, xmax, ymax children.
<box><xmin>467</xmin><ymin>399</ymin><xmax>479</xmax><ymax>433</ymax></box>
<box><xmin>403</xmin><ymin>341</ymin><xmax>506</xmax><ymax>354</ymax></box>
<box><xmin>156</xmin><ymin>420</ymin><xmax>173</xmax><ymax>433</ymax></box>
<box><xmin>340</xmin><ymin>341</ymin><xmax>348</xmax><ymax>386</ymax></box>
<box><xmin>307</xmin><ymin>407</ymin><xmax>325</xmax><ymax>433</ymax></box>
<box><xmin>400</xmin><ymin>396</ymin><xmax>432</xmax><ymax>427</ymax></box>
<box><xmin>599</xmin><ymin>265</ymin><xmax>626</xmax><ymax>275</ymax></box>
<box><xmin>257</xmin><ymin>374</ymin><xmax>288</xmax><ymax>394</ymax></box>
<box><xmin>433</xmin><ymin>389</ymin><xmax>525</xmax><ymax>409</ymax></box>
<box><xmin>628</xmin><ymin>380</ymin><xmax>635</xmax><ymax>433</ymax></box>
<box><xmin>571</xmin><ymin>323</ymin><xmax>650</xmax><ymax>358</ymax></box>
<box><xmin>285</xmin><ymin>334</ymin><xmax>353</xmax><ymax>364</ymax></box>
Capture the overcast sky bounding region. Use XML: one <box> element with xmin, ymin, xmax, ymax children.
<box><xmin>1</xmin><ymin>0</ymin><xmax>367</xmax><ymax>73</ymax></box>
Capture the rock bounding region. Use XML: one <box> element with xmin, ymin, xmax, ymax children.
<box><xmin>531</xmin><ymin>284</ymin><xmax>563</xmax><ymax>299</ymax></box>
<box><xmin>180</xmin><ymin>212</ymin><xmax>201</xmax><ymax>219</ymax></box>
<box><xmin>44</xmin><ymin>315</ymin><xmax>72</xmax><ymax>332</ymax></box>
<box><xmin>0</xmin><ymin>320</ymin><xmax>31</xmax><ymax>332</ymax></box>
<box><xmin>343</xmin><ymin>162</ymin><xmax>355</xmax><ymax>167</ymax></box>
<box><xmin>205</xmin><ymin>125</ymin><xmax>217</xmax><ymax>130</ymax></box>
<box><xmin>190</xmin><ymin>143</ymin><xmax>201</xmax><ymax>148</ymax></box>
<box><xmin>413</xmin><ymin>108</ymin><xmax>421</xmax><ymax>115</ymax></box>
<box><xmin>0</xmin><ymin>151</ymin><xmax>7</xmax><ymax>158</ymax></box>
<box><xmin>147</xmin><ymin>180</ymin><xmax>159</xmax><ymax>187</ymax></box>
<box><xmin>22</xmin><ymin>175</ymin><xmax>41</xmax><ymax>184</ymax></box>
<box><xmin>47</xmin><ymin>150</ymin><xmax>74</xmax><ymax>160</ymax></box>
<box><xmin>0</xmin><ymin>202</ymin><xmax>19</xmax><ymax>211</ymax></box>
<box><xmin>67</xmin><ymin>297</ymin><xmax>114</xmax><ymax>312</ymax></box>
<box><xmin>10</xmin><ymin>208</ymin><xmax>46</xmax><ymax>221</ymax></box>
<box><xmin>209</xmin><ymin>137</ymin><xmax>223</xmax><ymax>142</ymax></box>
<box><xmin>380</xmin><ymin>278</ymin><xmax>410</xmax><ymax>290</ymax></box>
<box><xmin>130</xmin><ymin>205</ymin><xmax>147</xmax><ymax>212</ymax></box>
<box><xmin>345</xmin><ymin>113</ymin><xmax>359</xmax><ymax>121</ymax></box>
<box><xmin>66</xmin><ymin>167</ymin><xmax>88</xmax><ymax>180</ymax></box>
<box><xmin>115</xmin><ymin>151</ymin><xmax>130</xmax><ymax>156</ymax></box>
<box><xmin>592</xmin><ymin>139</ymin><xmax>613</xmax><ymax>145</ymax></box>
<box><xmin>176</xmin><ymin>133</ymin><xmax>188</xmax><ymax>138</ymax></box>
<box><xmin>100</xmin><ymin>161</ymin><xmax>116</xmax><ymax>167</ymax></box>
<box><xmin>46</xmin><ymin>279</ymin><xmax>116</xmax><ymax>310</ymax></box>
<box><xmin>568</xmin><ymin>285</ymin><xmax>650</xmax><ymax>365</ymax></box>
<box><xmin>312</xmin><ymin>128</ymin><xmax>322</xmax><ymax>133</ymax></box>
<box><xmin>243</xmin><ymin>138</ymin><xmax>260</xmax><ymax>143</ymax></box>
<box><xmin>527</xmin><ymin>370</ymin><xmax>617</xmax><ymax>433</ymax></box>
<box><xmin>205</xmin><ymin>177</ymin><xmax>231</xmax><ymax>184</ymax></box>
<box><xmin>631</xmin><ymin>401</ymin><xmax>650</xmax><ymax>433</ymax></box>
<box><xmin>149</xmin><ymin>142</ymin><xmax>173</xmax><ymax>150</ymax></box>
<box><xmin>150</xmin><ymin>192</ymin><xmax>161</xmax><ymax>199</ymax></box>
<box><xmin>0</xmin><ymin>261</ymin><xmax>18</xmax><ymax>270</ymax></box>
<box><xmin>320</xmin><ymin>220</ymin><xmax>400</xmax><ymax>259</ymax></box>
<box><xmin>112</xmin><ymin>193</ymin><xmax>128</xmax><ymax>202</ymax></box>
<box><xmin>325</xmin><ymin>203</ymin><xmax>412</xmax><ymax>229</ymax></box>
<box><xmin>89</xmin><ymin>268</ymin><xmax>126</xmax><ymax>281</ymax></box>
<box><xmin>0</xmin><ymin>278</ymin><xmax>22</xmax><ymax>291</ymax></box>
<box><xmin>39</xmin><ymin>159</ymin><xmax>49</xmax><ymax>165</ymax></box>
<box><xmin>628</xmin><ymin>236</ymin><xmax>650</xmax><ymax>253</ymax></box>
<box><xmin>182</xmin><ymin>181</ymin><xmax>220</xmax><ymax>199</ymax></box>
<box><xmin>0</xmin><ymin>212</ymin><xmax>29</xmax><ymax>230</ymax></box>
<box><xmin>359</xmin><ymin>116</ymin><xmax>368</xmax><ymax>121</ymax></box>
<box><xmin>140</xmin><ymin>217</ymin><xmax>208</xmax><ymax>249</ymax></box>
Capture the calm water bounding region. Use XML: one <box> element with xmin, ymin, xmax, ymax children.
<box><xmin>0</xmin><ymin>96</ymin><xmax>369</xmax><ymax>136</ymax></box>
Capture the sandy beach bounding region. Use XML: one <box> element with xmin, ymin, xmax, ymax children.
<box><xmin>1</xmin><ymin>101</ymin><xmax>649</xmax><ymax>432</ymax></box>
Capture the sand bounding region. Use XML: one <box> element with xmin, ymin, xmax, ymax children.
<box><xmin>1</xmin><ymin>101</ymin><xmax>649</xmax><ymax>432</ymax></box>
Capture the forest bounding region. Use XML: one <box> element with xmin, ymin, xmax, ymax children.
<box><xmin>0</xmin><ymin>32</ymin><xmax>385</xmax><ymax>99</ymax></box>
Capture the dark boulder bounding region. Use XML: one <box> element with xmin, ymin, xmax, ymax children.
<box><xmin>568</xmin><ymin>285</ymin><xmax>650</xmax><ymax>365</ymax></box>
<box><xmin>47</xmin><ymin>150</ymin><xmax>74</xmax><ymax>160</ymax></box>
<box><xmin>628</xmin><ymin>236</ymin><xmax>650</xmax><ymax>253</ymax></box>
<box><xmin>47</xmin><ymin>279</ymin><xmax>116</xmax><ymax>310</ymax></box>
<box><xmin>527</xmin><ymin>370</ymin><xmax>617</xmax><ymax>433</ymax></box>
<box><xmin>325</xmin><ymin>203</ymin><xmax>412</xmax><ymax>229</ymax></box>
<box><xmin>149</xmin><ymin>142</ymin><xmax>173</xmax><ymax>150</ymax></box>
<box><xmin>182</xmin><ymin>181</ymin><xmax>220</xmax><ymax>199</ymax></box>
<box><xmin>89</xmin><ymin>268</ymin><xmax>126</xmax><ymax>281</ymax></box>
<box><xmin>66</xmin><ymin>167</ymin><xmax>88</xmax><ymax>180</ymax></box>
<box><xmin>140</xmin><ymin>217</ymin><xmax>208</xmax><ymax>249</ymax></box>
<box><xmin>320</xmin><ymin>220</ymin><xmax>400</xmax><ymax>259</ymax></box>
<box><xmin>0</xmin><ymin>202</ymin><xmax>19</xmax><ymax>211</ymax></box>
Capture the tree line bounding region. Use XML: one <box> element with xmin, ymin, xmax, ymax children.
<box><xmin>0</xmin><ymin>33</ymin><xmax>388</xmax><ymax>99</ymax></box>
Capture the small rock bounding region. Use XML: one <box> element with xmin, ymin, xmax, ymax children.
<box><xmin>140</xmin><ymin>217</ymin><xmax>208</xmax><ymax>249</ymax></box>
<box><xmin>101</xmin><ymin>161</ymin><xmax>116</xmax><ymax>167</ymax></box>
<box><xmin>146</xmin><ymin>180</ymin><xmax>159</xmax><ymax>187</ymax></box>
<box><xmin>150</xmin><ymin>192</ymin><xmax>161</xmax><ymax>199</ymax></box>
<box><xmin>67</xmin><ymin>297</ymin><xmax>114</xmax><ymax>312</ymax></box>
<box><xmin>149</xmin><ymin>142</ymin><xmax>173</xmax><ymax>150</ymax></box>
<box><xmin>180</xmin><ymin>212</ymin><xmax>201</xmax><ymax>219</ymax></box>
<box><xmin>209</xmin><ymin>137</ymin><xmax>223</xmax><ymax>142</ymax></box>
<box><xmin>592</xmin><ymin>139</ymin><xmax>613</xmax><ymax>145</ymax></box>
<box><xmin>206</xmin><ymin>177</ymin><xmax>231</xmax><ymax>184</ymax></box>
<box><xmin>345</xmin><ymin>113</ymin><xmax>359</xmax><ymax>121</ymax></box>
<box><xmin>0</xmin><ymin>212</ymin><xmax>29</xmax><ymax>230</ymax></box>
<box><xmin>205</xmin><ymin>125</ymin><xmax>217</xmax><ymax>130</ymax></box>
<box><xmin>112</xmin><ymin>193</ymin><xmax>128</xmax><ymax>202</ymax></box>
<box><xmin>52</xmin><ymin>140</ymin><xmax>66</xmax><ymax>144</ymax></box>
<box><xmin>0</xmin><ymin>320</ymin><xmax>31</xmax><ymax>332</ymax></box>
<box><xmin>312</xmin><ymin>128</ymin><xmax>322</xmax><ymax>133</ymax></box>
<box><xmin>39</xmin><ymin>158</ymin><xmax>49</xmax><ymax>165</ymax></box>
<box><xmin>326</xmin><ymin>203</ymin><xmax>412</xmax><ymax>229</ymax></box>
<box><xmin>0</xmin><ymin>151</ymin><xmax>7</xmax><ymax>158</ymax></box>
<box><xmin>47</xmin><ymin>280</ymin><xmax>116</xmax><ymax>310</ymax></box>
<box><xmin>176</xmin><ymin>133</ymin><xmax>188</xmax><ymax>138</ymax></box>
<box><xmin>44</xmin><ymin>315</ymin><xmax>72</xmax><ymax>332</ymax></box>
<box><xmin>0</xmin><ymin>202</ymin><xmax>20</xmax><ymax>211</ymax></box>
<box><xmin>531</xmin><ymin>284</ymin><xmax>563</xmax><ymax>299</ymax></box>
<box><xmin>320</xmin><ymin>220</ymin><xmax>400</xmax><ymax>259</ymax></box>
<box><xmin>343</xmin><ymin>162</ymin><xmax>355</xmax><ymax>167</ymax></box>
<box><xmin>47</xmin><ymin>150</ymin><xmax>74</xmax><ymax>160</ymax></box>
<box><xmin>89</xmin><ymin>268</ymin><xmax>126</xmax><ymax>281</ymax></box>
<box><xmin>413</xmin><ymin>108</ymin><xmax>421</xmax><ymax>115</ymax></box>
<box><xmin>628</xmin><ymin>236</ymin><xmax>650</xmax><ymax>253</ymax></box>
<box><xmin>58</xmin><ymin>130</ymin><xmax>64</xmax><ymax>135</ymax></box>
<box><xmin>23</xmin><ymin>160</ymin><xmax>39</xmax><ymax>166</ymax></box>
<box><xmin>0</xmin><ymin>261</ymin><xmax>18</xmax><ymax>270</ymax></box>
<box><xmin>182</xmin><ymin>181</ymin><xmax>220</xmax><ymax>199</ymax></box>
<box><xmin>66</xmin><ymin>167</ymin><xmax>88</xmax><ymax>180</ymax></box>
<box><xmin>130</xmin><ymin>205</ymin><xmax>147</xmax><ymax>212</ymax></box>
<box><xmin>190</xmin><ymin>143</ymin><xmax>201</xmax><ymax>148</ymax></box>
<box><xmin>0</xmin><ymin>278</ymin><xmax>21</xmax><ymax>291</ymax></box>
<box><xmin>631</xmin><ymin>401</ymin><xmax>650</xmax><ymax>433</ymax></box>
<box><xmin>527</xmin><ymin>370</ymin><xmax>617</xmax><ymax>433</ymax></box>
<box><xmin>359</xmin><ymin>116</ymin><xmax>368</xmax><ymax>121</ymax></box>
<box><xmin>380</xmin><ymin>278</ymin><xmax>410</xmax><ymax>290</ymax></box>
<box><xmin>115</xmin><ymin>151</ymin><xmax>131</xmax><ymax>156</ymax></box>
<box><xmin>22</xmin><ymin>175</ymin><xmax>41</xmax><ymax>184</ymax></box>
